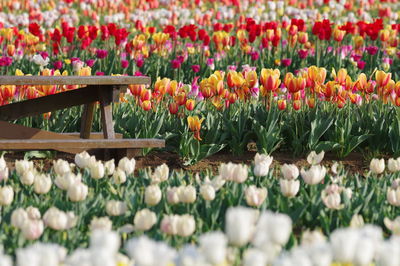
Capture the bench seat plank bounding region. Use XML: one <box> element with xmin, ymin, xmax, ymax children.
<box><xmin>0</xmin><ymin>139</ymin><xmax>165</xmax><ymax>150</ymax></box>
<box><xmin>0</xmin><ymin>76</ymin><xmax>150</xmax><ymax>85</ymax></box>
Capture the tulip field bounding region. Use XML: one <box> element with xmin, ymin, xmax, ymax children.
<box><xmin>2</xmin><ymin>0</ymin><xmax>400</xmax><ymax>265</ymax></box>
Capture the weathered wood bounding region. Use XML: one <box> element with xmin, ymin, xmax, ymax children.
<box><xmin>80</xmin><ymin>102</ymin><xmax>96</xmax><ymax>139</ymax></box>
<box><xmin>0</xmin><ymin>75</ymin><xmax>150</xmax><ymax>85</ymax></box>
<box><xmin>0</xmin><ymin>139</ymin><xmax>165</xmax><ymax>150</ymax></box>
<box><xmin>0</xmin><ymin>85</ymin><xmax>101</xmax><ymax>121</ymax></box>
<box><xmin>99</xmin><ymin>86</ymin><xmax>116</xmax><ymax>139</ymax></box>
<box><xmin>63</xmin><ymin>133</ymin><xmax>123</xmax><ymax>139</ymax></box>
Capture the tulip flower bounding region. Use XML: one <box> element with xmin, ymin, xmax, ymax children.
<box><xmin>187</xmin><ymin>115</ymin><xmax>204</xmax><ymax>141</ymax></box>
<box><xmin>370</xmin><ymin>158</ymin><xmax>385</xmax><ymax>174</ymax></box>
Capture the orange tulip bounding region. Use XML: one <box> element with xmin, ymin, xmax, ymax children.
<box><xmin>308</xmin><ymin>66</ymin><xmax>326</xmax><ymax>85</ymax></box>
<box><xmin>141</xmin><ymin>100</ymin><xmax>152</xmax><ymax>111</ymax></box>
<box><xmin>277</xmin><ymin>99</ymin><xmax>287</xmax><ymax>110</ymax></box>
<box><xmin>375</xmin><ymin>70</ymin><xmax>391</xmax><ymax>88</ymax></box>
<box><xmin>293</xmin><ymin>100</ymin><xmax>301</xmax><ymax>111</ymax></box>
<box><xmin>185</xmin><ymin>99</ymin><xmax>195</xmax><ymax>111</ymax></box>
<box><xmin>169</xmin><ymin>102</ymin><xmax>179</xmax><ymax>114</ymax></box>
<box><xmin>260</xmin><ymin>68</ymin><xmax>281</xmax><ymax>95</ymax></box>
<box><xmin>187</xmin><ymin>115</ymin><xmax>204</xmax><ymax>141</ymax></box>
<box><xmin>333</xmin><ymin>28</ymin><xmax>346</xmax><ymax>42</ymax></box>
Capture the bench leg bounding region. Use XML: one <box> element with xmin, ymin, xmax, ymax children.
<box><xmin>80</xmin><ymin>102</ymin><xmax>96</xmax><ymax>139</ymax></box>
<box><xmin>99</xmin><ymin>86</ymin><xmax>116</xmax><ymax>139</ymax></box>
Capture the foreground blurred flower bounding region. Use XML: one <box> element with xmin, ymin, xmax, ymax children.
<box><xmin>90</xmin><ymin>216</ymin><xmax>112</xmax><ymax>231</ymax></box>
<box><xmin>301</xmin><ymin>165</ymin><xmax>327</xmax><ymax>185</ymax></box>
<box><xmin>33</xmin><ymin>173</ymin><xmax>52</xmax><ymax>194</ymax></box>
<box><xmin>134</xmin><ymin>209</ymin><xmax>157</xmax><ymax>231</ymax></box>
<box><xmin>370</xmin><ymin>158</ymin><xmax>385</xmax><ymax>174</ymax></box>
<box><xmin>388</xmin><ymin>158</ymin><xmax>400</xmax><ymax>172</ymax></box>
<box><xmin>243</xmin><ymin>248</ymin><xmax>267</xmax><ymax>266</ymax></box>
<box><xmin>225</xmin><ymin>206</ymin><xmax>258</xmax><ymax>246</ymax></box>
<box><xmin>280</xmin><ymin>178</ymin><xmax>300</xmax><ymax>198</ymax></box>
<box><xmin>253</xmin><ymin>153</ymin><xmax>273</xmax><ymax>177</ymax></box>
<box><xmin>199</xmin><ymin>231</ymin><xmax>227</xmax><ymax>265</ymax></box>
<box><xmin>307</xmin><ymin>151</ymin><xmax>325</xmax><ymax>165</ymax></box>
<box><xmin>106</xmin><ymin>200</ymin><xmax>128</xmax><ymax>216</ymax></box>
<box><xmin>125</xmin><ymin>236</ymin><xmax>176</xmax><ymax>266</ymax></box>
<box><xmin>118</xmin><ymin>157</ymin><xmax>136</xmax><ymax>176</ymax></box>
<box><xmin>145</xmin><ymin>185</ymin><xmax>162</xmax><ymax>206</ymax></box>
<box><xmin>245</xmin><ymin>185</ymin><xmax>267</xmax><ymax>207</ymax></box>
<box><xmin>0</xmin><ymin>186</ymin><xmax>13</xmax><ymax>206</ymax></box>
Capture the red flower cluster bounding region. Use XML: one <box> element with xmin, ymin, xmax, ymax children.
<box><xmin>312</xmin><ymin>19</ymin><xmax>332</xmax><ymax>40</ymax></box>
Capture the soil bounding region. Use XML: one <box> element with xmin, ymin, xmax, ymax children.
<box><xmin>2</xmin><ymin>149</ymin><xmax>368</xmax><ymax>174</ymax></box>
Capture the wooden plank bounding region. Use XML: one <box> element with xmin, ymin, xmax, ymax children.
<box><xmin>80</xmin><ymin>102</ymin><xmax>96</xmax><ymax>139</ymax></box>
<box><xmin>0</xmin><ymin>76</ymin><xmax>150</xmax><ymax>85</ymax></box>
<box><xmin>0</xmin><ymin>139</ymin><xmax>165</xmax><ymax>149</ymax></box>
<box><xmin>0</xmin><ymin>85</ymin><xmax>101</xmax><ymax>121</ymax></box>
<box><xmin>63</xmin><ymin>133</ymin><xmax>123</xmax><ymax>139</ymax></box>
<box><xmin>99</xmin><ymin>86</ymin><xmax>115</xmax><ymax>139</ymax></box>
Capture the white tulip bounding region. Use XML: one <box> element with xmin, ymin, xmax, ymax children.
<box><xmin>53</xmin><ymin>159</ymin><xmax>71</xmax><ymax>176</ymax></box>
<box><xmin>199</xmin><ymin>231</ymin><xmax>227</xmax><ymax>265</ymax></box>
<box><xmin>112</xmin><ymin>168</ymin><xmax>127</xmax><ymax>184</ymax></box>
<box><xmin>160</xmin><ymin>214</ymin><xmax>180</xmax><ymax>235</ymax></box>
<box><xmin>15</xmin><ymin>159</ymin><xmax>33</xmax><ymax>175</ymax></box>
<box><xmin>281</xmin><ymin>164</ymin><xmax>299</xmax><ymax>180</ymax></box>
<box><xmin>301</xmin><ymin>165</ymin><xmax>326</xmax><ymax>185</ymax></box>
<box><xmin>0</xmin><ymin>156</ymin><xmax>6</xmax><ymax>170</ymax></box>
<box><xmin>245</xmin><ymin>185</ymin><xmax>267</xmax><ymax>207</ymax></box>
<box><xmin>67</xmin><ymin>181</ymin><xmax>88</xmax><ymax>202</ymax></box>
<box><xmin>253</xmin><ymin>211</ymin><xmax>292</xmax><ymax>247</ymax></box>
<box><xmin>33</xmin><ymin>173</ymin><xmax>52</xmax><ymax>194</ymax></box>
<box><xmin>118</xmin><ymin>157</ymin><xmax>136</xmax><ymax>176</ymax></box>
<box><xmin>219</xmin><ymin>162</ymin><xmax>236</xmax><ymax>181</ymax></box>
<box><xmin>254</xmin><ymin>153</ymin><xmax>273</xmax><ymax>166</ymax></box>
<box><xmin>166</xmin><ymin>186</ymin><xmax>180</xmax><ymax>204</ymax></box>
<box><xmin>134</xmin><ymin>208</ymin><xmax>157</xmax><ymax>231</ymax></box>
<box><xmin>307</xmin><ymin>151</ymin><xmax>325</xmax><ymax>165</ymax></box>
<box><xmin>26</xmin><ymin>206</ymin><xmax>41</xmax><ymax>220</ymax></box>
<box><xmin>231</xmin><ymin>164</ymin><xmax>248</xmax><ymax>183</ymax></box>
<box><xmin>0</xmin><ymin>167</ymin><xmax>9</xmax><ymax>181</ymax></box>
<box><xmin>243</xmin><ymin>248</ymin><xmax>267</xmax><ymax>266</ymax></box>
<box><xmin>20</xmin><ymin>170</ymin><xmax>35</xmax><ymax>186</ymax></box>
<box><xmin>301</xmin><ymin>229</ymin><xmax>326</xmax><ymax>246</ymax></box>
<box><xmin>330</xmin><ymin>228</ymin><xmax>359</xmax><ymax>263</ymax></box>
<box><xmin>350</xmin><ymin>214</ymin><xmax>364</xmax><ymax>228</ymax></box>
<box><xmin>200</xmin><ymin>184</ymin><xmax>216</xmax><ymax>201</ymax></box>
<box><xmin>21</xmin><ymin>219</ymin><xmax>44</xmax><ymax>240</ymax></box>
<box><xmin>253</xmin><ymin>153</ymin><xmax>273</xmax><ymax>177</ymax></box>
<box><xmin>55</xmin><ymin>172</ymin><xmax>81</xmax><ymax>190</ymax></box>
<box><xmin>32</xmin><ymin>54</ymin><xmax>49</xmax><ymax>67</ymax></box>
<box><xmin>370</xmin><ymin>158</ymin><xmax>385</xmax><ymax>174</ymax></box>
<box><xmin>104</xmin><ymin>159</ymin><xmax>115</xmax><ymax>176</ymax></box>
<box><xmin>178</xmin><ymin>185</ymin><xmax>197</xmax><ymax>203</ymax></box>
<box><xmin>43</xmin><ymin>207</ymin><xmax>68</xmax><ymax>230</ymax></box>
<box><xmin>388</xmin><ymin>158</ymin><xmax>400</xmax><ymax>173</ymax></box>
<box><xmin>280</xmin><ymin>178</ymin><xmax>300</xmax><ymax>197</ymax></box>
<box><xmin>151</xmin><ymin>163</ymin><xmax>169</xmax><ymax>184</ymax></box>
<box><xmin>74</xmin><ymin>151</ymin><xmax>95</xmax><ymax>168</ymax></box>
<box><xmin>225</xmin><ymin>206</ymin><xmax>258</xmax><ymax>246</ymax></box>
<box><xmin>387</xmin><ymin>187</ymin><xmax>400</xmax><ymax>206</ymax></box>
<box><xmin>65</xmin><ymin>211</ymin><xmax>78</xmax><ymax>229</ymax></box>
<box><xmin>176</xmin><ymin>214</ymin><xmax>196</xmax><ymax>237</ymax></box>
<box><xmin>89</xmin><ymin>160</ymin><xmax>105</xmax><ymax>179</ymax></box>
<box><xmin>106</xmin><ymin>200</ymin><xmax>128</xmax><ymax>216</ymax></box>
<box><xmin>0</xmin><ymin>186</ymin><xmax>13</xmax><ymax>206</ymax></box>
<box><xmin>90</xmin><ymin>216</ymin><xmax>112</xmax><ymax>231</ymax></box>
<box><xmin>11</xmin><ymin>208</ymin><xmax>28</xmax><ymax>228</ymax></box>
<box><xmin>384</xmin><ymin>217</ymin><xmax>400</xmax><ymax>235</ymax></box>
<box><xmin>145</xmin><ymin>185</ymin><xmax>162</xmax><ymax>206</ymax></box>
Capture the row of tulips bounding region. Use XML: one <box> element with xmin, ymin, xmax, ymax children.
<box><xmin>0</xmin><ymin>151</ymin><xmax>400</xmax><ymax>258</ymax></box>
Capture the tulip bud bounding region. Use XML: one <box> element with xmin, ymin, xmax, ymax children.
<box><xmin>0</xmin><ymin>167</ymin><xmax>9</xmax><ymax>182</ymax></box>
<box><xmin>15</xmin><ymin>159</ymin><xmax>33</xmax><ymax>175</ymax></box>
<box><xmin>141</xmin><ymin>100</ymin><xmax>152</xmax><ymax>111</ymax></box>
<box><xmin>0</xmin><ymin>156</ymin><xmax>6</xmax><ymax>170</ymax></box>
<box><xmin>106</xmin><ymin>200</ymin><xmax>128</xmax><ymax>216</ymax></box>
<box><xmin>113</xmin><ymin>168</ymin><xmax>127</xmax><ymax>184</ymax></box>
<box><xmin>280</xmin><ymin>179</ymin><xmax>300</xmax><ymax>198</ymax></box>
<box><xmin>26</xmin><ymin>206</ymin><xmax>41</xmax><ymax>220</ymax></box>
<box><xmin>281</xmin><ymin>164</ymin><xmax>299</xmax><ymax>179</ymax></box>
<box><xmin>21</xmin><ymin>170</ymin><xmax>35</xmax><ymax>186</ymax></box>
<box><xmin>133</xmin><ymin>208</ymin><xmax>157</xmax><ymax>231</ymax></box>
<box><xmin>67</xmin><ymin>181</ymin><xmax>88</xmax><ymax>202</ymax></box>
<box><xmin>169</xmin><ymin>102</ymin><xmax>179</xmax><ymax>114</ymax></box>
<box><xmin>185</xmin><ymin>99</ymin><xmax>195</xmax><ymax>111</ymax></box>
<box><xmin>160</xmin><ymin>215</ymin><xmax>180</xmax><ymax>235</ymax></box>
<box><xmin>370</xmin><ymin>158</ymin><xmax>385</xmax><ymax>174</ymax></box>
<box><xmin>55</xmin><ymin>172</ymin><xmax>81</xmax><ymax>190</ymax></box>
<box><xmin>200</xmin><ymin>184</ymin><xmax>216</xmax><ymax>201</ymax></box>
<box><xmin>89</xmin><ymin>160</ymin><xmax>105</xmax><ymax>179</ymax></box>
<box><xmin>145</xmin><ymin>185</ymin><xmax>162</xmax><ymax>206</ymax></box>
<box><xmin>388</xmin><ymin>158</ymin><xmax>400</xmax><ymax>173</ymax></box>
<box><xmin>277</xmin><ymin>99</ymin><xmax>286</xmax><ymax>110</ymax></box>
<box><xmin>151</xmin><ymin>163</ymin><xmax>169</xmax><ymax>184</ymax></box>
<box><xmin>178</xmin><ymin>185</ymin><xmax>197</xmax><ymax>204</ymax></box>
<box><xmin>307</xmin><ymin>151</ymin><xmax>325</xmax><ymax>165</ymax></box>
<box><xmin>301</xmin><ymin>165</ymin><xmax>327</xmax><ymax>185</ymax></box>
<box><xmin>232</xmin><ymin>164</ymin><xmax>248</xmax><ymax>183</ymax></box>
<box><xmin>118</xmin><ymin>157</ymin><xmax>136</xmax><ymax>176</ymax></box>
<box><xmin>43</xmin><ymin>207</ymin><xmax>68</xmax><ymax>230</ymax></box>
<box><xmin>177</xmin><ymin>214</ymin><xmax>196</xmax><ymax>237</ymax></box>
<box><xmin>34</xmin><ymin>174</ymin><xmax>52</xmax><ymax>194</ymax></box>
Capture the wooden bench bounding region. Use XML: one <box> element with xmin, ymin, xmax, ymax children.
<box><xmin>0</xmin><ymin>76</ymin><xmax>165</xmax><ymax>159</ymax></box>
